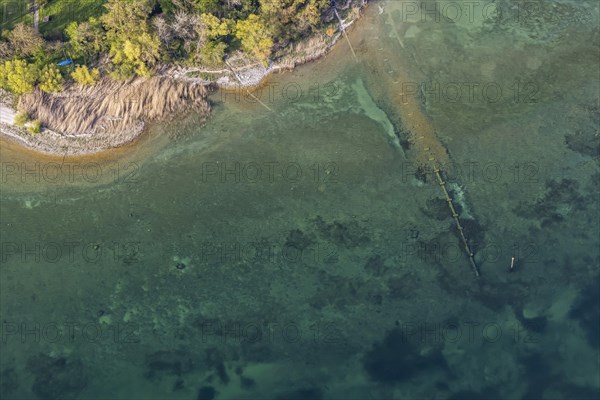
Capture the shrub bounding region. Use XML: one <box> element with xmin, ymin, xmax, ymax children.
<box><xmin>27</xmin><ymin>120</ymin><xmax>41</xmax><ymax>135</ymax></box>
<box><xmin>14</xmin><ymin>111</ymin><xmax>29</xmax><ymax>127</ymax></box>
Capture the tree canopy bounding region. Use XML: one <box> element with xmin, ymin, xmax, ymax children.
<box><xmin>0</xmin><ymin>0</ymin><xmax>355</xmax><ymax>94</ymax></box>
<box><xmin>0</xmin><ymin>60</ymin><xmax>39</xmax><ymax>94</ymax></box>
<box><xmin>235</xmin><ymin>14</ymin><xmax>273</xmax><ymax>65</ymax></box>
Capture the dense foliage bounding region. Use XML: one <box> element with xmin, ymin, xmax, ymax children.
<box><xmin>0</xmin><ymin>0</ymin><xmax>358</xmax><ymax>94</ymax></box>
<box><xmin>71</xmin><ymin>65</ymin><xmax>100</xmax><ymax>85</ymax></box>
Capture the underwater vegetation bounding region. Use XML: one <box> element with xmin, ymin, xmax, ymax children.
<box><xmin>275</xmin><ymin>387</ymin><xmax>323</xmax><ymax>400</ymax></box>
<box><xmin>519</xmin><ymin>352</ymin><xmax>600</xmax><ymax>400</ymax></box>
<box><xmin>514</xmin><ymin>179</ymin><xmax>587</xmax><ymax>227</ymax></box>
<box><xmin>313</xmin><ymin>216</ymin><xmax>370</xmax><ymax>249</ymax></box>
<box><xmin>362</xmin><ymin>327</ymin><xmax>448</xmax><ymax>384</ymax></box>
<box><xmin>0</xmin><ymin>368</ymin><xmax>18</xmax><ymax>397</ymax></box>
<box><xmin>26</xmin><ymin>354</ymin><xmax>88</xmax><ymax>400</ymax></box>
<box><xmin>569</xmin><ymin>275</ymin><xmax>600</xmax><ymax>348</ymax></box>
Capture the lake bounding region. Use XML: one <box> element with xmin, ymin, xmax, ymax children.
<box><xmin>1</xmin><ymin>1</ymin><xmax>599</xmax><ymax>399</ymax></box>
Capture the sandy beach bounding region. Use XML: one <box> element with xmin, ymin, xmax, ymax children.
<box><xmin>0</xmin><ymin>104</ymin><xmax>16</xmax><ymax>125</ymax></box>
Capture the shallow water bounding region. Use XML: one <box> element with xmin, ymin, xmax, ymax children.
<box><xmin>1</xmin><ymin>1</ymin><xmax>599</xmax><ymax>399</ymax></box>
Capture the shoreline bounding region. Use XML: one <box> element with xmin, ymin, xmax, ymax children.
<box><xmin>0</xmin><ymin>117</ymin><xmax>145</xmax><ymax>157</ymax></box>
<box><xmin>0</xmin><ymin>9</ymin><xmax>363</xmax><ymax>157</ymax></box>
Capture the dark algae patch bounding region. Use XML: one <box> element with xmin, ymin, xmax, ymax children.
<box><xmin>422</xmin><ymin>197</ymin><xmax>452</xmax><ymax>221</ymax></box>
<box><xmin>514</xmin><ymin>179</ymin><xmax>587</xmax><ymax>226</ymax></box>
<box><xmin>569</xmin><ymin>275</ymin><xmax>600</xmax><ymax>348</ymax></box>
<box><xmin>363</xmin><ymin>328</ymin><xmax>449</xmax><ymax>384</ymax></box>
<box><xmin>520</xmin><ymin>352</ymin><xmax>600</xmax><ymax>400</ymax></box>
<box><xmin>363</xmin><ymin>254</ymin><xmax>388</xmax><ymax>276</ymax></box>
<box><xmin>276</xmin><ymin>387</ymin><xmax>323</xmax><ymax>400</ymax></box>
<box><xmin>197</xmin><ymin>385</ymin><xmax>217</xmax><ymax>400</ymax></box>
<box><xmin>285</xmin><ymin>229</ymin><xmax>316</xmax><ymax>251</ymax></box>
<box><xmin>313</xmin><ymin>216</ymin><xmax>370</xmax><ymax>249</ymax></box>
<box><xmin>0</xmin><ymin>368</ymin><xmax>18</xmax><ymax>397</ymax></box>
<box><xmin>144</xmin><ymin>350</ymin><xmax>196</xmax><ymax>380</ymax></box>
<box><xmin>565</xmin><ymin>103</ymin><xmax>600</xmax><ymax>161</ymax></box>
<box><xmin>26</xmin><ymin>354</ymin><xmax>88</xmax><ymax>400</ymax></box>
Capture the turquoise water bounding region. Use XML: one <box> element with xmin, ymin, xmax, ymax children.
<box><xmin>1</xmin><ymin>1</ymin><xmax>599</xmax><ymax>399</ymax></box>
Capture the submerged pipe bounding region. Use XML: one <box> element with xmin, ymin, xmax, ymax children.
<box><xmin>434</xmin><ymin>167</ymin><xmax>480</xmax><ymax>277</ymax></box>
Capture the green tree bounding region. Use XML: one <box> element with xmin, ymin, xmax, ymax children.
<box><xmin>65</xmin><ymin>18</ymin><xmax>106</xmax><ymax>59</ymax></box>
<box><xmin>101</xmin><ymin>0</ymin><xmax>161</xmax><ymax>78</ymax></box>
<box><xmin>260</xmin><ymin>0</ymin><xmax>328</xmax><ymax>38</ymax></box>
<box><xmin>109</xmin><ymin>32</ymin><xmax>161</xmax><ymax>78</ymax></box>
<box><xmin>71</xmin><ymin>65</ymin><xmax>100</xmax><ymax>86</ymax></box>
<box><xmin>299</xmin><ymin>0</ymin><xmax>328</xmax><ymax>29</ymax></box>
<box><xmin>0</xmin><ymin>60</ymin><xmax>39</xmax><ymax>94</ymax></box>
<box><xmin>201</xmin><ymin>14</ymin><xmax>232</xmax><ymax>39</ymax></box>
<box><xmin>101</xmin><ymin>0</ymin><xmax>153</xmax><ymax>39</ymax></box>
<box><xmin>235</xmin><ymin>14</ymin><xmax>273</xmax><ymax>65</ymax></box>
<box><xmin>198</xmin><ymin>41</ymin><xmax>227</xmax><ymax>66</ymax></box>
<box><xmin>195</xmin><ymin>0</ymin><xmax>220</xmax><ymax>14</ymax></box>
<box><xmin>158</xmin><ymin>0</ymin><xmax>177</xmax><ymax>15</ymax></box>
<box><xmin>38</xmin><ymin>64</ymin><xmax>64</xmax><ymax>93</ymax></box>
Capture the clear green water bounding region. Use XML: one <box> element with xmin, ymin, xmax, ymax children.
<box><xmin>1</xmin><ymin>1</ymin><xmax>599</xmax><ymax>399</ymax></box>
